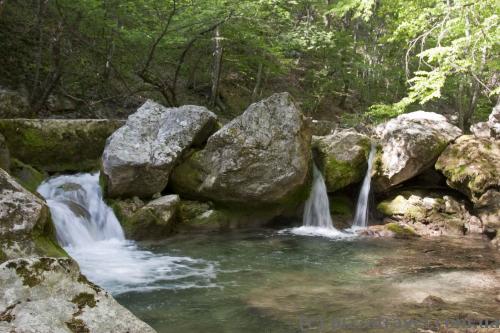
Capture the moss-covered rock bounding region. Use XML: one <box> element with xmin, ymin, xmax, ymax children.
<box><xmin>386</xmin><ymin>222</ymin><xmax>419</xmax><ymax>239</ymax></box>
<box><xmin>0</xmin><ymin>119</ymin><xmax>124</xmax><ymax>172</ymax></box>
<box><xmin>111</xmin><ymin>195</ymin><xmax>180</xmax><ymax>240</ymax></box>
<box><xmin>377</xmin><ymin>190</ymin><xmax>481</xmax><ymax>237</ymax></box>
<box><xmin>0</xmin><ymin>168</ymin><xmax>66</xmax><ymax>263</ymax></box>
<box><xmin>435</xmin><ymin>135</ymin><xmax>500</xmax><ymax>202</ymax></box>
<box><xmin>312</xmin><ymin>129</ymin><xmax>371</xmax><ymax>192</ymax></box>
<box><xmin>9</xmin><ymin>159</ymin><xmax>47</xmax><ymax>193</ymax></box>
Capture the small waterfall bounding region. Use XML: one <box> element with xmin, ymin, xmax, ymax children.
<box><xmin>352</xmin><ymin>144</ymin><xmax>376</xmax><ymax>228</ymax></box>
<box><xmin>38</xmin><ymin>173</ymin><xmax>216</xmax><ymax>294</ymax></box>
<box><xmin>290</xmin><ymin>164</ymin><xmax>345</xmax><ymax>238</ymax></box>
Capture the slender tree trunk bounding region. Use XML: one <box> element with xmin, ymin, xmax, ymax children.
<box><xmin>252</xmin><ymin>63</ymin><xmax>263</xmax><ymax>102</ymax></box>
<box><xmin>210</xmin><ymin>26</ymin><xmax>223</xmax><ymax>107</ymax></box>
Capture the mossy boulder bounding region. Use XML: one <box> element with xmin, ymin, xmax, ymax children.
<box><xmin>9</xmin><ymin>159</ymin><xmax>47</xmax><ymax>194</ymax></box>
<box><xmin>377</xmin><ymin>190</ymin><xmax>481</xmax><ymax>237</ymax></box>
<box><xmin>0</xmin><ymin>257</ymin><xmax>156</xmax><ymax>333</ymax></box>
<box><xmin>435</xmin><ymin>135</ymin><xmax>500</xmax><ymax>202</ymax></box>
<box><xmin>312</xmin><ymin>129</ymin><xmax>371</xmax><ymax>192</ymax></box>
<box><xmin>111</xmin><ymin>195</ymin><xmax>180</xmax><ymax>240</ymax></box>
<box><xmin>0</xmin><ymin>168</ymin><xmax>66</xmax><ymax>263</ymax></box>
<box><xmin>373</xmin><ymin>111</ymin><xmax>462</xmax><ymax>192</ymax></box>
<box><xmin>171</xmin><ymin>93</ymin><xmax>312</xmax><ymax>208</ymax></box>
<box><xmin>0</xmin><ymin>118</ymin><xmax>124</xmax><ymax>172</ymax></box>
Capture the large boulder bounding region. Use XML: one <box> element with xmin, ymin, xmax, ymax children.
<box><xmin>170</xmin><ymin>92</ymin><xmax>312</xmax><ymax>206</ymax></box>
<box><xmin>474</xmin><ymin>190</ymin><xmax>500</xmax><ymax>229</ymax></box>
<box><xmin>0</xmin><ymin>257</ymin><xmax>156</xmax><ymax>333</ymax></box>
<box><xmin>470</xmin><ymin>101</ymin><xmax>500</xmax><ymax>139</ymax></box>
<box><xmin>312</xmin><ymin>129</ymin><xmax>371</xmax><ymax>192</ymax></box>
<box><xmin>373</xmin><ymin>111</ymin><xmax>462</xmax><ymax>192</ymax></box>
<box><xmin>0</xmin><ymin>133</ymin><xmax>9</xmax><ymax>171</ymax></box>
<box><xmin>0</xmin><ymin>88</ymin><xmax>30</xmax><ymax>118</ymax></box>
<box><xmin>111</xmin><ymin>195</ymin><xmax>180</xmax><ymax>240</ymax></box>
<box><xmin>377</xmin><ymin>190</ymin><xmax>482</xmax><ymax>237</ymax></box>
<box><xmin>0</xmin><ymin>169</ymin><xmax>65</xmax><ymax>263</ymax></box>
<box><xmin>435</xmin><ymin>135</ymin><xmax>500</xmax><ymax>202</ymax></box>
<box><xmin>0</xmin><ymin>119</ymin><xmax>124</xmax><ymax>172</ymax></box>
<box><xmin>101</xmin><ymin>100</ymin><xmax>218</xmax><ymax>198</ymax></box>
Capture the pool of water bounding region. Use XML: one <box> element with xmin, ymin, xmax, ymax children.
<box><xmin>114</xmin><ymin>229</ymin><xmax>500</xmax><ymax>333</ymax></box>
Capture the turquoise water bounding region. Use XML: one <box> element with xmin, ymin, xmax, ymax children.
<box><xmin>115</xmin><ymin>230</ymin><xmax>500</xmax><ymax>333</ymax></box>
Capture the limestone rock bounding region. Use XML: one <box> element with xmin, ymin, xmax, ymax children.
<box><xmin>171</xmin><ymin>92</ymin><xmax>312</xmax><ymax>206</ymax></box>
<box><xmin>0</xmin><ymin>88</ymin><xmax>30</xmax><ymax>118</ymax></box>
<box><xmin>474</xmin><ymin>190</ymin><xmax>500</xmax><ymax>229</ymax></box>
<box><xmin>312</xmin><ymin>129</ymin><xmax>371</xmax><ymax>192</ymax></box>
<box><xmin>488</xmin><ymin>100</ymin><xmax>500</xmax><ymax>139</ymax></box>
<box><xmin>435</xmin><ymin>135</ymin><xmax>500</xmax><ymax>201</ymax></box>
<box><xmin>0</xmin><ymin>119</ymin><xmax>124</xmax><ymax>172</ymax></box>
<box><xmin>0</xmin><ymin>169</ymin><xmax>65</xmax><ymax>263</ymax></box>
<box><xmin>111</xmin><ymin>195</ymin><xmax>180</xmax><ymax>240</ymax></box>
<box><xmin>102</xmin><ymin>100</ymin><xmax>218</xmax><ymax>198</ymax></box>
<box><xmin>0</xmin><ymin>257</ymin><xmax>156</xmax><ymax>333</ymax></box>
<box><xmin>373</xmin><ymin>111</ymin><xmax>462</xmax><ymax>192</ymax></box>
<box><xmin>377</xmin><ymin>190</ymin><xmax>481</xmax><ymax>237</ymax></box>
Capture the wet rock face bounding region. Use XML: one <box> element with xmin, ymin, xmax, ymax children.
<box><xmin>101</xmin><ymin>100</ymin><xmax>218</xmax><ymax>199</ymax></box>
<box><xmin>312</xmin><ymin>129</ymin><xmax>371</xmax><ymax>192</ymax></box>
<box><xmin>377</xmin><ymin>190</ymin><xmax>482</xmax><ymax>237</ymax></box>
<box><xmin>0</xmin><ymin>257</ymin><xmax>156</xmax><ymax>333</ymax></box>
<box><xmin>435</xmin><ymin>135</ymin><xmax>500</xmax><ymax>201</ymax></box>
<box><xmin>373</xmin><ymin>111</ymin><xmax>462</xmax><ymax>192</ymax></box>
<box><xmin>0</xmin><ymin>119</ymin><xmax>124</xmax><ymax>172</ymax></box>
<box><xmin>170</xmin><ymin>92</ymin><xmax>312</xmax><ymax>206</ymax></box>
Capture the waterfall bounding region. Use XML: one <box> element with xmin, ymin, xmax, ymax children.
<box><xmin>37</xmin><ymin>173</ymin><xmax>216</xmax><ymax>294</ymax></box>
<box><xmin>289</xmin><ymin>164</ymin><xmax>345</xmax><ymax>238</ymax></box>
<box><xmin>352</xmin><ymin>144</ymin><xmax>376</xmax><ymax>228</ymax></box>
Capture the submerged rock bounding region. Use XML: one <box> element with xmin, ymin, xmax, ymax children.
<box><xmin>0</xmin><ymin>169</ymin><xmax>65</xmax><ymax>262</ymax></box>
<box><xmin>111</xmin><ymin>195</ymin><xmax>180</xmax><ymax>240</ymax></box>
<box><xmin>373</xmin><ymin>111</ymin><xmax>462</xmax><ymax>192</ymax></box>
<box><xmin>101</xmin><ymin>100</ymin><xmax>218</xmax><ymax>198</ymax></box>
<box><xmin>377</xmin><ymin>190</ymin><xmax>481</xmax><ymax>237</ymax></box>
<box><xmin>436</xmin><ymin>135</ymin><xmax>500</xmax><ymax>202</ymax></box>
<box><xmin>171</xmin><ymin>92</ymin><xmax>312</xmax><ymax>207</ymax></box>
<box><xmin>0</xmin><ymin>119</ymin><xmax>124</xmax><ymax>172</ymax></box>
<box><xmin>312</xmin><ymin>129</ymin><xmax>371</xmax><ymax>192</ymax></box>
<box><xmin>0</xmin><ymin>257</ymin><xmax>156</xmax><ymax>333</ymax></box>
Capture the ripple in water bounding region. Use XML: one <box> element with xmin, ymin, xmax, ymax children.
<box><xmin>38</xmin><ymin>173</ymin><xmax>217</xmax><ymax>295</ymax></box>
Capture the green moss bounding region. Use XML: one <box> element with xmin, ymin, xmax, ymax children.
<box><xmin>66</xmin><ymin>318</ymin><xmax>90</xmax><ymax>333</ymax></box>
<box><xmin>386</xmin><ymin>223</ymin><xmax>418</xmax><ymax>238</ymax></box>
<box><xmin>33</xmin><ymin>234</ymin><xmax>68</xmax><ymax>258</ymax></box>
<box><xmin>10</xmin><ymin>159</ymin><xmax>46</xmax><ymax>193</ymax></box>
<box><xmin>71</xmin><ymin>292</ymin><xmax>97</xmax><ymax>309</ymax></box>
<box><xmin>6</xmin><ymin>259</ymin><xmax>42</xmax><ymax>287</ymax></box>
<box><xmin>329</xmin><ymin>194</ymin><xmax>352</xmax><ymax>216</ymax></box>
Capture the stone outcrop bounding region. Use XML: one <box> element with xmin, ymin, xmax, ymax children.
<box><xmin>171</xmin><ymin>92</ymin><xmax>312</xmax><ymax>206</ymax></box>
<box><xmin>312</xmin><ymin>129</ymin><xmax>371</xmax><ymax>192</ymax></box>
<box><xmin>0</xmin><ymin>119</ymin><xmax>124</xmax><ymax>172</ymax></box>
<box><xmin>373</xmin><ymin>111</ymin><xmax>462</xmax><ymax>192</ymax></box>
<box><xmin>377</xmin><ymin>190</ymin><xmax>482</xmax><ymax>237</ymax></box>
<box><xmin>0</xmin><ymin>88</ymin><xmax>30</xmax><ymax>118</ymax></box>
<box><xmin>0</xmin><ymin>168</ymin><xmax>65</xmax><ymax>263</ymax></box>
<box><xmin>0</xmin><ymin>257</ymin><xmax>156</xmax><ymax>333</ymax></box>
<box><xmin>101</xmin><ymin>100</ymin><xmax>218</xmax><ymax>198</ymax></box>
<box><xmin>111</xmin><ymin>195</ymin><xmax>180</xmax><ymax>240</ymax></box>
<box><xmin>471</xmin><ymin>101</ymin><xmax>500</xmax><ymax>139</ymax></box>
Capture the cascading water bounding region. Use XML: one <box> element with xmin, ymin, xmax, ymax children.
<box><xmin>289</xmin><ymin>164</ymin><xmax>345</xmax><ymax>238</ymax></box>
<box><xmin>38</xmin><ymin>173</ymin><xmax>216</xmax><ymax>294</ymax></box>
<box><xmin>352</xmin><ymin>144</ymin><xmax>376</xmax><ymax>228</ymax></box>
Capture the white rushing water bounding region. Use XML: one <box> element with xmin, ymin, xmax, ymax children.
<box><xmin>352</xmin><ymin>144</ymin><xmax>376</xmax><ymax>228</ymax></box>
<box><xmin>38</xmin><ymin>173</ymin><xmax>216</xmax><ymax>295</ymax></box>
<box><xmin>289</xmin><ymin>164</ymin><xmax>347</xmax><ymax>238</ymax></box>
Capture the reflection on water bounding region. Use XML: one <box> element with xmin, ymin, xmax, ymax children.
<box><xmin>116</xmin><ymin>230</ymin><xmax>500</xmax><ymax>333</ymax></box>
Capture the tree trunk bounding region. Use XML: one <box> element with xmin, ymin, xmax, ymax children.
<box><xmin>210</xmin><ymin>26</ymin><xmax>223</xmax><ymax>107</ymax></box>
<box><xmin>251</xmin><ymin>63</ymin><xmax>263</xmax><ymax>102</ymax></box>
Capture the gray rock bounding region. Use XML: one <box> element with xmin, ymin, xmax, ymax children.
<box><xmin>488</xmin><ymin>100</ymin><xmax>500</xmax><ymax>139</ymax></box>
<box><xmin>0</xmin><ymin>119</ymin><xmax>124</xmax><ymax>172</ymax></box>
<box><xmin>373</xmin><ymin>111</ymin><xmax>462</xmax><ymax>192</ymax></box>
<box><xmin>470</xmin><ymin>121</ymin><xmax>491</xmax><ymax>138</ymax></box>
<box><xmin>102</xmin><ymin>100</ymin><xmax>218</xmax><ymax>198</ymax></box>
<box><xmin>0</xmin><ymin>133</ymin><xmax>9</xmax><ymax>171</ymax></box>
<box><xmin>310</xmin><ymin>119</ymin><xmax>336</xmax><ymax>136</ymax></box>
<box><xmin>0</xmin><ymin>257</ymin><xmax>156</xmax><ymax>333</ymax></box>
<box><xmin>474</xmin><ymin>190</ymin><xmax>500</xmax><ymax>229</ymax></box>
<box><xmin>312</xmin><ymin>129</ymin><xmax>371</xmax><ymax>192</ymax></box>
<box><xmin>0</xmin><ymin>88</ymin><xmax>30</xmax><ymax>118</ymax></box>
<box><xmin>170</xmin><ymin>92</ymin><xmax>311</xmax><ymax>206</ymax></box>
<box><xmin>0</xmin><ymin>168</ymin><xmax>65</xmax><ymax>262</ymax></box>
